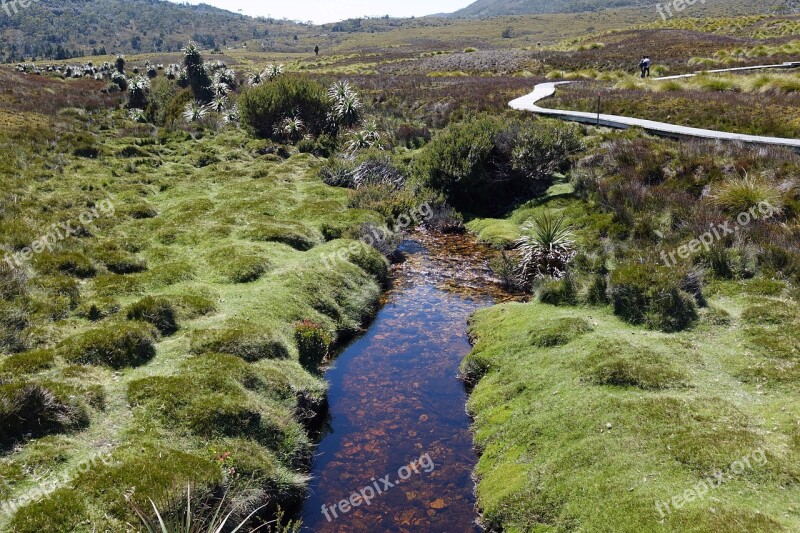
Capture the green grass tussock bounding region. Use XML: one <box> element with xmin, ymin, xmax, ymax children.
<box><xmin>58</xmin><ymin>320</ymin><xmax>157</xmax><ymax>368</ymax></box>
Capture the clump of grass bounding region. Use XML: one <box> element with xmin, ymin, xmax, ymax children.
<box><xmin>710</xmin><ymin>174</ymin><xmax>784</xmax><ymax>215</ymax></box>
<box><xmin>529</xmin><ymin>317</ymin><xmax>593</xmax><ymax>348</ymax></box>
<box><xmin>610</xmin><ymin>262</ymin><xmax>698</xmax><ymax>332</ymax></box>
<box><xmin>294</xmin><ymin>319</ymin><xmax>332</xmax><ymax>372</ymax></box>
<box><xmin>126</xmin><ymin>296</ymin><xmax>179</xmax><ymax>335</ymax></box>
<box><xmin>0</xmin><ymin>349</ymin><xmax>55</xmax><ymax>376</ymax></box>
<box><xmin>9</xmin><ymin>487</ymin><xmax>88</xmax><ymax>532</ymax></box>
<box><xmin>33</xmin><ymin>251</ymin><xmax>96</xmax><ymax>278</ymax></box>
<box><xmin>0</xmin><ymin>382</ymin><xmax>89</xmax><ymax>449</ymax></box>
<box><xmin>190</xmin><ymin>322</ymin><xmax>289</xmax><ymax>362</ymax></box>
<box><xmin>75</xmin><ymin>297</ymin><xmax>121</xmax><ymax>321</ymax></box>
<box><xmin>583</xmin><ymin>340</ymin><xmax>686</xmax><ymax>389</ymax></box>
<box><xmin>207</xmin><ymin>246</ymin><xmax>271</xmax><ymax>284</ymax></box>
<box><xmin>242</xmin><ymin>219</ymin><xmax>323</xmax><ymax>251</ymax></box>
<box><xmin>59</xmin><ymin>321</ymin><xmax>157</xmax><ymax>368</ymax></box>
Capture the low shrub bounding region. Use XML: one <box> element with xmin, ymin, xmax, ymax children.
<box><xmin>294</xmin><ymin>319</ymin><xmax>332</xmax><ymax>372</ymax></box>
<box><xmin>190</xmin><ymin>322</ymin><xmax>289</xmax><ymax>361</ymax></box>
<box><xmin>126</xmin><ymin>296</ymin><xmax>178</xmax><ymax>335</ymax></box>
<box><xmin>413</xmin><ymin>116</ymin><xmax>582</xmax><ymax>215</ymax></box>
<box><xmin>610</xmin><ymin>262</ymin><xmax>699</xmax><ymax>332</ymax></box>
<box><xmin>239</xmin><ymin>77</ymin><xmax>329</xmax><ymax>140</ymax></box>
<box><xmin>59</xmin><ymin>321</ymin><xmax>156</xmax><ymax>368</ymax></box>
<box><xmin>586</xmin><ymin>274</ymin><xmax>609</xmax><ymax>305</ymax></box>
<box><xmin>538</xmin><ymin>273</ymin><xmax>578</xmax><ymax>306</ymax></box>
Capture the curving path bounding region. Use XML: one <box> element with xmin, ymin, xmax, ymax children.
<box><xmin>509</xmin><ymin>62</ymin><xmax>800</xmax><ymax>150</ymax></box>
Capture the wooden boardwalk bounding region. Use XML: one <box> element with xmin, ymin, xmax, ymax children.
<box><xmin>509</xmin><ymin>62</ymin><xmax>800</xmax><ymax>150</ymax></box>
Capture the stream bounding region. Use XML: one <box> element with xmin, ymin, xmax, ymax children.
<box><xmin>298</xmin><ymin>231</ymin><xmax>509</xmax><ymax>532</ymax></box>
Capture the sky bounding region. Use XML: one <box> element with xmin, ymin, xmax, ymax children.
<box><xmin>170</xmin><ymin>0</ymin><xmax>474</xmax><ymax>24</ymax></box>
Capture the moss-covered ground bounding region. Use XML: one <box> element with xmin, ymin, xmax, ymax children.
<box><xmin>0</xmin><ymin>89</ymin><xmax>387</xmax><ymax>530</ymax></box>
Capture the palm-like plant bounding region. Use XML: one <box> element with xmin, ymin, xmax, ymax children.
<box><xmin>327</xmin><ymin>80</ymin><xmax>353</xmax><ymax>102</ymax></box>
<box><xmin>265</xmin><ymin>64</ymin><xmax>284</xmax><ymax>81</ymax></box>
<box><xmin>515</xmin><ymin>212</ymin><xmax>576</xmax><ymax>282</ymax></box>
<box><xmin>334</xmin><ymin>93</ymin><xmax>362</xmax><ymax>128</ymax></box>
<box><xmin>209</xmin><ymin>95</ymin><xmax>228</xmax><ymax>113</ymax></box>
<box><xmin>275</xmin><ymin>116</ymin><xmax>305</xmax><ymax>142</ymax></box>
<box><xmin>183</xmin><ymin>101</ymin><xmax>209</xmax><ymax>123</ymax></box>
<box><xmin>248</xmin><ymin>71</ymin><xmax>265</xmax><ymax>86</ymax></box>
<box><xmin>223</xmin><ymin>104</ymin><xmax>240</xmax><ymax>125</ymax></box>
<box><xmin>346</xmin><ymin>129</ymin><xmax>372</xmax><ymax>153</ymax></box>
<box><xmin>128</xmin><ymin>76</ymin><xmax>150</xmax><ymax>109</ymax></box>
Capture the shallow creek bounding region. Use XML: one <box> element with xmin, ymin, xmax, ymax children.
<box><xmin>298</xmin><ymin>231</ymin><xmax>511</xmax><ymax>532</ymax></box>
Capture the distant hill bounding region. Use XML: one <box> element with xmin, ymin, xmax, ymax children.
<box><xmin>0</xmin><ymin>0</ymin><xmax>308</xmax><ymax>62</ymax></box>
<box><xmin>449</xmin><ymin>0</ymin><xmax>788</xmax><ymax>17</ymax></box>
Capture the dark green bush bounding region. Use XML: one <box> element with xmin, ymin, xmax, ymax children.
<box><xmin>239</xmin><ymin>77</ymin><xmax>329</xmax><ymax>139</ymax></box>
<box><xmin>610</xmin><ymin>262</ymin><xmax>698</xmax><ymax>332</ymax></box>
<box><xmin>413</xmin><ymin>116</ymin><xmax>582</xmax><ymax>215</ymax></box>
<box><xmin>586</xmin><ymin>274</ymin><xmax>609</xmax><ymax>305</ymax></box>
<box><xmin>190</xmin><ymin>322</ymin><xmax>289</xmax><ymax>361</ymax></box>
<box><xmin>538</xmin><ymin>273</ymin><xmax>577</xmax><ymax>306</ymax></box>
<box><xmin>59</xmin><ymin>321</ymin><xmax>156</xmax><ymax>368</ymax></box>
<box><xmin>126</xmin><ymin>296</ymin><xmax>178</xmax><ymax>335</ymax></box>
<box><xmin>294</xmin><ymin>319</ymin><xmax>332</xmax><ymax>372</ymax></box>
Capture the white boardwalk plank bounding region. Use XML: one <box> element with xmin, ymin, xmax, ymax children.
<box><xmin>509</xmin><ymin>63</ymin><xmax>800</xmax><ymax>150</ymax></box>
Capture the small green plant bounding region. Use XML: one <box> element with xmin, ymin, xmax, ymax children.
<box><xmin>516</xmin><ymin>212</ymin><xmax>576</xmax><ymax>285</ymax></box>
<box><xmin>294</xmin><ymin>319</ymin><xmax>332</xmax><ymax>371</ymax></box>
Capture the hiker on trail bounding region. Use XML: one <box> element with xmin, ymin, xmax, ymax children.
<box><xmin>639</xmin><ymin>56</ymin><xmax>651</xmax><ymax>78</ymax></box>
<box><xmin>314</xmin><ymin>45</ymin><xmax>320</xmax><ymax>56</ymax></box>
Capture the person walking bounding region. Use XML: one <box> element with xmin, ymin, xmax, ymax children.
<box><xmin>639</xmin><ymin>56</ymin><xmax>651</xmax><ymax>78</ymax></box>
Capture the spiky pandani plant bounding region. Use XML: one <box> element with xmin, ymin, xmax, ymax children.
<box><xmin>129</xmin><ymin>484</ymin><xmax>295</xmax><ymax>533</ymax></box>
<box><xmin>515</xmin><ymin>211</ymin><xmax>576</xmax><ymax>284</ymax></box>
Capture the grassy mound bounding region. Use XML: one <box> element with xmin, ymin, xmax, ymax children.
<box><xmin>190</xmin><ymin>322</ymin><xmax>290</xmax><ymax>361</ymax></box>
<box><xmin>59</xmin><ymin>321</ymin><xmax>157</xmax><ymax>368</ymax></box>
<box><xmin>0</xmin><ymin>382</ymin><xmax>90</xmax><ymax>450</ymax></box>
<box><xmin>464</xmin><ymin>299</ymin><xmax>800</xmax><ymax>532</ymax></box>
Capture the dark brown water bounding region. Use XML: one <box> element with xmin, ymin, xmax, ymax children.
<box><xmin>299</xmin><ymin>232</ymin><xmax>508</xmax><ymax>532</ymax></box>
